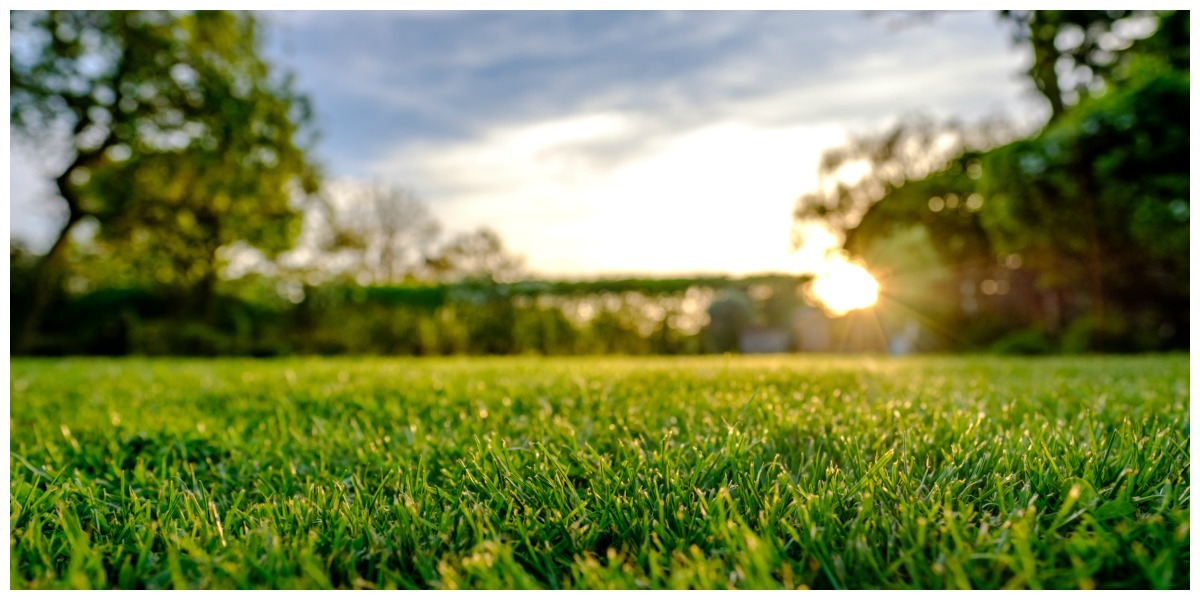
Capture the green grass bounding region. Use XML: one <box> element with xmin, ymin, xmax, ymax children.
<box><xmin>9</xmin><ymin>355</ymin><xmax>1190</xmax><ymax>589</ymax></box>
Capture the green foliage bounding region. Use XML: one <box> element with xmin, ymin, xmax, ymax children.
<box><xmin>81</xmin><ymin>12</ymin><xmax>317</xmax><ymax>292</ymax></box>
<box><xmin>812</xmin><ymin>10</ymin><xmax>1188</xmax><ymax>352</ymax></box>
<box><xmin>978</xmin><ymin>54</ymin><xmax>1189</xmax><ymax>344</ymax></box>
<box><xmin>793</xmin><ymin>113</ymin><xmax>1015</xmax><ymax>246</ymax></box>
<box><xmin>9</xmin><ymin>355</ymin><xmax>1190</xmax><ymax>589</ymax></box>
<box><xmin>997</xmin><ymin>10</ymin><xmax>1169</xmax><ymax>120</ymax></box>
<box><xmin>848</xmin><ymin>152</ymin><xmax>991</xmax><ymax>261</ymax></box>
<box><xmin>10</xmin><ymin>10</ymin><xmax>319</xmax><ymax>342</ymax></box>
<box><xmin>20</xmin><ymin>274</ymin><xmax>814</xmax><ymax>356</ymax></box>
<box><xmin>1059</xmin><ymin>313</ymin><xmax>1162</xmax><ymax>355</ymax></box>
<box><xmin>989</xmin><ymin>328</ymin><xmax>1055</xmax><ymax>356</ymax></box>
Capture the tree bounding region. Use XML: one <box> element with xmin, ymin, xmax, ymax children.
<box><xmin>11</xmin><ymin>10</ymin><xmax>318</xmax><ymax>351</ymax></box>
<box><xmin>423</xmin><ymin>227</ymin><xmax>525</xmax><ymax>283</ymax></box>
<box><xmin>322</xmin><ymin>180</ymin><xmax>441</xmax><ymax>284</ymax></box>
<box><xmin>796</xmin><ymin>10</ymin><xmax>1188</xmax><ymax>350</ymax></box>
<box><xmin>997</xmin><ymin>10</ymin><xmax>1168</xmax><ymax>123</ymax></box>
<box><xmin>792</xmin><ymin>9</ymin><xmax>1169</xmax><ymax>248</ymax></box>
<box><xmin>363</xmin><ymin>184</ymin><xmax>440</xmax><ymax>284</ymax></box>
<box><xmin>793</xmin><ymin>113</ymin><xmax>1018</xmax><ymax>240</ymax></box>
<box><xmin>979</xmin><ymin>51</ymin><xmax>1189</xmax><ymax>347</ymax></box>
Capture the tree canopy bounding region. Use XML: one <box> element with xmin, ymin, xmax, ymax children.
<box><xmin>11</xmin><ymin>10</ymin><xmax>320</xmax><ymax>348</ymax></box>
<box><xmin>793</xmin><ymin>10</ymin><xmax>1189</xmax><ymax>351</ymax></box>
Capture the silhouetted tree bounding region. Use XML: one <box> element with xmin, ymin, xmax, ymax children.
<box><xmin>315</xmin><ymin>180</ymin><xmax>441</xmax><ymax>284</ymax></box>
<box><xmin>423</xmin><ymin>227</ymin><xmax>525</xmax><ymax>283</ymax></box>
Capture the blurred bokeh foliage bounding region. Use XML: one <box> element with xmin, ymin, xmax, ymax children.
<box><xmin>11</xmin><ymin>10</ymin><xmax>318</xmax><ymax>351</ymax></box>
<box><xmin>8</xmin><ymin>270</ymin><xmax>811</xmax><ymax>356</ymax></box>
<box><xmin>797</xmin><ymin>10</ymin><xmax>1188</xmax><ymax>354</ymax></box>
<box><xmin>10</xmin><ymin>10</ymin><xmax>1190</xmax><ymax>356</ymax></box>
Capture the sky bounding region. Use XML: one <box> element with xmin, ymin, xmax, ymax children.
<box><xmin>9</xmin><ymin>9</ymin><xmax>1047</xmax><ymax>278</ymax></box>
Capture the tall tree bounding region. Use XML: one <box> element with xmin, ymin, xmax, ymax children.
<box><xmin>794</xmin><ymin>9</ymin><xmax>1172</xmax><ymax>243</ymax></box>
<box><xmin>796</xmin><ymin>10</ymin><xmax>1188</xmax><ymax>349</ymax></box>
<box><xmin>11</xmin><ymin>10</ymin><xmax>319</xmax><ymax>350</ymax></box>
<box><xmin>978</xmin><ymin>44</ymin><xmax>1189</xmax><ymax>346</ymax></box>
<box><xmin>997</xmin><ymin>10</ymin><xmax>1165</xmax><ymax>123</ymax></box>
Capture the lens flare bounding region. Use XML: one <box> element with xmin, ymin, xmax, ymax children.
<box><xmin>809</xmin><ymin>257</ymin><xmax>880</xmax><ymax>316</ymax></box>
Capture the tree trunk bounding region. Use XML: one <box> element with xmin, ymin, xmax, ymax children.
<box><xmin>192</xmin><ymin>209</ymin><xmax>223</xmax><ymax>324</ymax></box>
<box><xmin>1029</xmin><ymin>12</ymin><xmax>1067</xmax><ymax>123</ymax></box>
<box><xmin>195</xmin><ymin>266</ymin><xmax>219</xmax><ymax>324</ymax></box>
<box><xmin>14</xmin><ymin>210</ymin><xmax>84</xmax><ymax>354</ymax></box>
<box><xmin>14</xmin><ymin>91</ymin><xmax>118</xmax><ymax>353</ymax></box>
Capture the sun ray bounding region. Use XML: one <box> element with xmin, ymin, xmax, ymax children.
<box><xmin>874</xmin><ymin>293</ymin><xmax>968</xmax><ymax>349</ymax></box>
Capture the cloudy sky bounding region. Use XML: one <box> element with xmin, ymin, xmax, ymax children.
<box><xmin>10</xmin><ymin>9</ymin><xmax>1046</xmax><ymax>277</ymax></box>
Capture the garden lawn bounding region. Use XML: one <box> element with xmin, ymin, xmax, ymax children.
<box><xmin>9</xmin><ymin>355</ymin><xmax>1191</xmax><ymax>589</ymax></box>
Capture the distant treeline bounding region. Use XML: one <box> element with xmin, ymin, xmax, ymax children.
<box><xmin>16</xmin><ymin>268</ymin><xmax>1181</xmax><ymax>357</ymax></box>
<box><xmin>12</xmin><ymin>273</ymin><xmax>817</xmax><ymax>356</ymax></box>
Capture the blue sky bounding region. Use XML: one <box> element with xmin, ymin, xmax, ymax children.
<box><xmin>10</xmin><ymin>10</ymin><xmax>1045</xmax><ymax>277</ymax></box>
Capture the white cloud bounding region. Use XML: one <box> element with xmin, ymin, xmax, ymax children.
<box><xmin>362</xmin><ymin>22</ymin><xmax>1038</xmax><ymax>278</ymax></box>
<box><xmin>9</xmin><ymin>140</ymin><xmax>67</xmax><ymax>253</ymax></box>
<box><xmin>400</xmin><ymin>113</ymin><xmax>636</xmax><ymax>194</ymax></box>
<box><xmin>371</xmin><ymin>112</ymin><xmax>849</xmax><ymax>277</ymax></box>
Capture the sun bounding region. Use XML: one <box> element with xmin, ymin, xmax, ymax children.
<box><xmin>809</xmin><ymin>257</ymin><xmax>880</xmax><ymax>316</ymax></box>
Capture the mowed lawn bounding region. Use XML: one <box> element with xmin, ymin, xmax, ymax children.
<box><xmin>9</xmin><ymin>355</ymin><xmax>1190</xmax><ymax>589</ymax></box>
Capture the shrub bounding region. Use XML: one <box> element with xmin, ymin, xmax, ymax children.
<box><xmin>990</xmin><ymin>328</ymin><xmax>1055</xmax><ymax>355</ymax></box>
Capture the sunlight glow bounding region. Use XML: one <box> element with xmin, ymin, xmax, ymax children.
<box><xmin>374</xmin><ymin>115</ymin><xmax>847</xmax><ymax>276</ymax></box>
<box><xmin>809</xmin><ymin>256</ymin><xmax>880</xmax><ymax>316</ymax></box>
